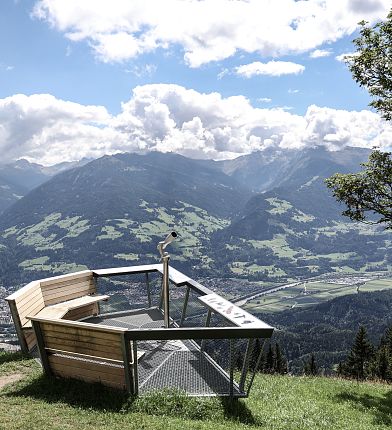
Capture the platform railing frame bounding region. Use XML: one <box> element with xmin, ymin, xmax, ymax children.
<box><xmin>15</xmin><ymin>264</ymin><xmax>273</xmax><ymax>398</ymax></box>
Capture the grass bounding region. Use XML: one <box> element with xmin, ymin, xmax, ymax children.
<box><xmin>1</xmin><ymin>351</ymin><xmax>392</xmax><ymax>429</ymax></box>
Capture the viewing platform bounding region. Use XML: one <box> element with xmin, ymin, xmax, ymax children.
<box><xmin>6</xmin><ymin>263</ymin><xmax>274</xmax><ymax>398</ymax></box>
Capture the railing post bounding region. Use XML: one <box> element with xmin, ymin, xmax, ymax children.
<box><xmin>246</xmin><ymin>339</ymin><xmax>265</xmax><ymax>395</ymax></box>
<box><xmin>200</xmin><ymin>309</ymin><xmax>212</xmax><ymax>352</ymax></box>
<box><xmin>121</xmin><ymin>333</ymin><xmax>133</xmax><ymax>395</ymax></box>
<box><xmin>162</xmin><ymin>255</ymin><xmax>170</xmax><ymax>328</ymax></box>
<box><xmin>239</xmin><ymin>338</ymin><xmax>255</xmax><ymax>393</ymax></box>
<box><xmin>145</xmin><ymin>273</ymin><xmax>152</xmax><ymax>308</ymax></box>
<box><xmin>31</xmin><ymin>320</ymin><xmax>52</xmax><ymax>375</ymax></box>
<box><xmin>229</xmin><ymin>339</ymin><xmax>235</xmax><ymax>400</ymax></box>
<box><xmin>179</xmin><ymin>286</ymin><xmax>190</xmax><ymax>327</ymax></box>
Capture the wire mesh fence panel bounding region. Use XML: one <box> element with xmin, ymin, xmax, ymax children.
<box><xmin>136</xmin><ymin>337</ymin><xmax>245</xmax><ymax>397</ymax></box>
<box><xmin>179</xmin><ymin>288</ymin><xmax>210</xmax><ymax>329</ymax></box>
<box><xmin>95</xmin><ymin>272</ymin><xmax>163</xmax><ymax>314</ymax></box>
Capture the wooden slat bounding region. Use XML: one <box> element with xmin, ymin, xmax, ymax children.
<box><xmin>39</xmin><ymin>270</ymin><xmax>92</xmax><ymax>287</ymax></box>
<box><xmin>41</xmin><ymin>323</ymin><xmax>124</xmax><ymax>342</ymax></box>
<box><xmin>20</xmin><ymin>299</ymin><xmax>45</xmax><ymax>324</ymax></box>
<box><xmin>64</xmin><ymin>304</ymin><xmax>97</xmax><ymax>321</ymax></box>
<box><xmin>17</xmin><ymin>293</ymin><xmax>45</xmax><ymax>315</ymax></box>
<box><xmin>35</xmin><ymin>307</ymin><xmax>68</xmax><ymax>320</ymax></box>
<box><xmin>44</xmin><ymin>338</ymin><xmax>123</xmax><ymax>361</ymax></box>
<box><xmin>24</xmin><ymin>330</ymin><xmax>36</xmax><ymax>350</ymax></box>
<box><xmin>45</xmin><ymin>348</ymin><xmax>123</xmax><ymax>364</ymax></box>
<box><xmin>43</xmin><ymin>334</ymin><xmax>122</xmax><ymax>352</ymax></box>
<box><xmin>15</xmin><ymin>283</ymin><xmax>42</xmax><ymax>307</ymax></box>
<box><xmin>43</xmin><ymin>329</ymin><xmax>121</xmax><ymax>348</ymax></box>
<box><xmin>43</xmin><ymin>288</ymin><xmax>95</xmax><ymax>306</ymax></box>
<box><xmin>56</xmin><ymin>294</ymin><xmax>109</xmax><ymax>310</ymax></box>
<box><xmin>30</xmin><ymin>317</ymin><xmax>128</xmax><ymax>334</ymax></box>
<box><xmin>20</xmin><ymin>302</ymin><xmax>46</xmax><ymax>327</ymax></box>
<box><xmin>41</xmin><ymin>280</ymin><xmax>94</xmax><ymax>300</ymax></box>
<box><xmin>49</xmin><ymin>354</ymin><xmax>125</xmax><ymax>378</ymax></box>
<box><xmin>40</xmin><ymin>275</ymin><xmax>93</xmax><ymax>292</ymax></box>
<box><xmin>6</xmin><ymin>281</ymin><xmax>40</xmax><ymax>301</ymax></box>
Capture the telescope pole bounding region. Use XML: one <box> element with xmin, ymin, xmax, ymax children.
<box><xmin>162</xmin><ymin>253</ymin><xmax>170</xmax><ymax>328</ymax></box>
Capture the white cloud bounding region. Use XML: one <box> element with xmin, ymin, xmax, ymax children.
<box><xmin>288</xmin><ymin>89</ymin><xmax>299</xmax><ymax>94</ymax></box>
<box><xmin>31</xmin><ymin>0</ymin><xmax>391</xmax><ymax>67</ymax></box>
<box><xmin>0</xmin><ymin>86</ymin><xmax>391</xmax><ymax>165</ymax></box>
<box><xmin>309</xmin><ymin>49</ymin><xmax>332</xmax><ymax>58</ymax></box>
<box><xmin>236</xmin><ymin>61</ymin><xmax>305</xmax><ymax>78</ymax></box>
<box><xmin>258</xmin><ymin>98</ymin><xmax>272</xmax><ymax>103</ymax></box>
<box><xmin>335</xmin><ymin>51</ymin><xmax>359</xmax><ymax>62</ymax></box>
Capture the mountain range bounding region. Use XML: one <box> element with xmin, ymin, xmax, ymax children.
<box><xmin>0</xmin><ymin>146</ymin><xmax>390</xmax><ymax>289</ymax></box>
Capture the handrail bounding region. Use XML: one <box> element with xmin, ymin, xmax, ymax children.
<box><xmin>28</xmin><ymin>315</ymin><xmax>273</xmax><ymax>340</ymax></box>
<box><xmin>92</xmin><ymin>264</ymin><xmax>213</xmax><ymax>296</ymax></box>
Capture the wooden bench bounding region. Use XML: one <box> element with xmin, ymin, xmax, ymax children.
<box><xmin>6</xmin><ymin>270</ymin><xmax>104</xmax><ymax>353</ymax></box>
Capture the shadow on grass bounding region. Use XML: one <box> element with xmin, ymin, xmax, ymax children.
<box><xmin>220</xmin><ymin>397</ymin><xmax>258</xmax><ymax>425</ymax></box>
<box><xmin>7</xmin><ymin>375</ymin><xmax>259</xmax><ymax>425</ymax></box>
<box><xmin>336</xmin><ymin>390</ymin><xmax>392</xmax><ymax>426</ymax></box>
<box><xmin>6</xmin><ymin>374</ymin><xmax>131</xmax><ymax>412</ymax></box>
<box><xmin>0</xmin><ymin>351</ymin><xmax>29</xmax><ymax>365</ymax></box>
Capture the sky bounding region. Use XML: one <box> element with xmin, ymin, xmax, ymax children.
<box><xmin>0</xmin><ymin>0</ymin><xmax>391</xmax><ymax>165</ymax></box>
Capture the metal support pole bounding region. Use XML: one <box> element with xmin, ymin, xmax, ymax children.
<box><xmin>179</xmin><ymin>286</ymin><xmax>190</xmax><ymax>327</ymax></box>
<box><xmin>200</xmin><ymin>309</ymin><xmax>212</xmax><ymax>352</ymax></box>
<box><xmin>162</xmin><ymin>254</ymin><xmax>170</xmax><ymax>328</ymax></box>
<box><xmin>145</xmin><ymin>272</ymin><xmax>152</xmax><ymax>307</ymax></box>
<box><xmin>159</xmin><ymin>276</ymin><xmax>164</xmax><ymax>311</ymax></box>
<box><xmin>239</xmin><ymin>338</ymin><xmax>255</xmax><ymax>392</ymax></box>
<box><xmin>229</xmin><ymin>339</ymin><xmax>235</xmax><ymax>400</ymax></box>
<box><xmin>132</xmin><ymin>341</ymin><xmax>139</xmax><ymax>395</ymax></box>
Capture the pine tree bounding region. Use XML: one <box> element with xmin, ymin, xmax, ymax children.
<box><xmin>274</xmin><ymin>343</ymin><xmax>288</xmax><ymax>375</ymax></box>
<box><xmin>374</xmin><ymin>346</ymin><xmax>391</xmax><ymax>381</ymax></box>
<box><xmin>304</xmin><ymin>354</ymin><xmax>318</xmax><ymax>376</ymax></box>
<box><xmin>265</xmin><ymin>344</ymin><xmax>274</xmax><ymax>373</ymax></box>
<box><xmin>344</xmin><ymin>326</ymin><xmax>374</xmax><ymax>380</ymax></box>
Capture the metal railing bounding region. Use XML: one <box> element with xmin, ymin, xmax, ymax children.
<box><xmin>91</xmin><ymin>264</ymin><xmax>274</xmax><ymax>397</ymax></box>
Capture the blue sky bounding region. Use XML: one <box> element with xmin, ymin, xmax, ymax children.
<box><xmin>0</xmin><ymin>0</ymin><xmax>391</xmax><ymax>165</ymax></box>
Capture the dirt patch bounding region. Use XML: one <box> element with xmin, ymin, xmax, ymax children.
<box><xmin>0</xmin><ymin>373</ymin><xmax>24</xmax><ymax>390</ymax></box>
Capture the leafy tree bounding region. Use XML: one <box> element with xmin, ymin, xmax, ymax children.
<box><xmin>326</xmin><ymin>10</ymin><xmax>392</xmax><ymax>228</ymax></box>
<box><xmin>344</xmin><ymin>11</ymin><xmax>392</xmax><ymax>120</ymax></box>
<box><xmin>326</xmin><ymin>150</ymin><xmax>392</xmax><ymax>229</ymax></box>
<box><xmin>343</xmin><ymin>326</ymin><xmax>374</xmax><ymax>380</ymax></box>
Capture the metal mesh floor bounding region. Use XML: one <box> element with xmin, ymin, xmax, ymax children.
<box><xmin>85</xmin><ymin>308</ymin><xmax>242</xmax><ymax>396</ymax></box>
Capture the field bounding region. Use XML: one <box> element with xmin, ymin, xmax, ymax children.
<box><xmin>1</xmin><ymin>351</ymin><xmax>392</xmax><ymax>430</ymax></box>
<box><xmin>244</xmin><ymin>277</ymin><xmax>392</xmax><ymax>314</ymax></box>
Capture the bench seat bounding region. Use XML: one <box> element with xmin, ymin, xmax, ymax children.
<box><xmin>31</xmin><ymin>294</ymin><xmax>109</xmax><ymax>322</ymax></box>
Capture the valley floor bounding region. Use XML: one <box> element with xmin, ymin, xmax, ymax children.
<box><xmin>0</xmin><ymin>351</ymin><xmax>391</xmax><ymax>430</ymax></box>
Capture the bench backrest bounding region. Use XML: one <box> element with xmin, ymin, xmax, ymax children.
<box><xmin>36</xmin><ymin>319</ymin><xmax>128</xmax><ymax>390</ymax></box>
<box><xmin>40</xmin><ymin>270</ymin><xmax>95</xmax><ymax>306</ymax></box>
<box><xmin>6</xmin><ymin>280</ymin><xmax>45</xmax><ymax>328</ymax></box>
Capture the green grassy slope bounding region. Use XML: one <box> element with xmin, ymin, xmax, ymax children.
<box><xmin>1</xmin><ymin>352</ymin><xmax>391</xmax><ymax>430</ymax></box>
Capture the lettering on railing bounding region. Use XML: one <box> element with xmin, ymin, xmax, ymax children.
<box><xmin>198</xmin><ymin>293</ymin><xmax>266</xmax><ymax>328</ymax></box>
